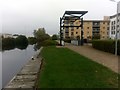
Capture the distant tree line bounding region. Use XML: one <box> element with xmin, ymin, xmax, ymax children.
<box><xmin>2</xmin><ymin>35</ymin><xmax>28</xmax><ymax>50</ymax></box>
<box><xmin>1</xmin><ymin>28</ymin><xmax>59</xmax><ymax>51</ymax></box>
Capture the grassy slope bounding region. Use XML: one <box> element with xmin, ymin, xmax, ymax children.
<box><xmin>38</xmin><ymin>46</ymin><xmax>118</xmax><ymax>88</ymax></box>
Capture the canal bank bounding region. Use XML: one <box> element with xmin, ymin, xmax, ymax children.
<box><xmin>4</xmin><ymin>47</ymin><xmax>43</xmax><ymax>89</ymax></box>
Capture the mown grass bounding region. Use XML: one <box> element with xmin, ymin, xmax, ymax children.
<box><xmin>37</xmin><ymin>46</ymin><xmax>118</xmax><ymax>88</ymax></box>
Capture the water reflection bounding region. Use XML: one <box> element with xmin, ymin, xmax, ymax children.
<box><xmin>33</xmin><ymin>43</ymin><xmax>41</xmax><ymax>51</ymax></box>
<box><xmin>2</xmin><ymin>43</ymin><xmax>28</xmax><ymax>51</ymax></box>
<box><xmin>2</xmin><ymin>45</ymin><xmax>38</xmax><ymax>88</ymax></box>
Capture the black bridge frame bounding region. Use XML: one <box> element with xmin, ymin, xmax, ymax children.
<box><xmin>60</xmin><ymin>11</ymin><xmax>88</xmax><ymax>46</ymax></box>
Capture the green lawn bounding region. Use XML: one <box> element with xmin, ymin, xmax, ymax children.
<box><xmin>37</xmin><ymin>46</ymin><xmax>118</xmax><ymax>88</ymax></box>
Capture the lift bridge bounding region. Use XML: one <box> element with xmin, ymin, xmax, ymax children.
<box><xmin>60</xmin><ymin>11</ymin><xmax>88</xmax><ymax>46</ymax></box>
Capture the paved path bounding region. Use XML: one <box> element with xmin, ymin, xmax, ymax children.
<box><xmin>65</xmin><ymin>43</ymin><xmax>119</xmax><ymax>73</ymax></box>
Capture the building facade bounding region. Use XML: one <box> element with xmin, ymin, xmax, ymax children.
<box><xmin>109</xmin><ymin>13</ymin><xmax>120</xmax><ymax>39</ymax></box>
<box><xmin>109</xmin><ymin>1</ymin><xmax>120</xmax><ymax>39</ymax></box>
<box><xmin>63</xmin><ymin>19</ymin><xmax>110</xmax><ymax>40</ymax></box>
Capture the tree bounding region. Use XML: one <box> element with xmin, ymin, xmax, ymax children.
<box><xmin>28</xmin><ymin>37</ymin><xmax>37</xmax><ymax>45</ymax></box>
<box><xmin>52</xmin><ymin>34</ymin><xmax>58</xmax><ymax>40</ymax></box>
<box><xmin>15</xmin><ymin>35</ymin><xmax>28</xmax><ymax>46</ymax></box>
<box><xmin>2</xmin><ymin>37</ymin><xmax>15</xmax><ymax>50</ymax></box>
<box><xmin>33</xmin><ymin>28</ymin><xmax>50</xmax><ymax>42</ymax></box>
<box><xmin>33</xmin><ymin>28</ymin><xmax>46</xmax><ymax>38</ymax></box>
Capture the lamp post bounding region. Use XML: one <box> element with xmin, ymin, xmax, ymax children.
<box><xmin>110</xmin><ymin>0</ymin><xmax>119</xmax><ymax>55</ymax></box>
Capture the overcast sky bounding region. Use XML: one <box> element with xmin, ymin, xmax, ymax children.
<box><xmin>1</xmin><ymin>0</ymin><xmax>119</xmax><ymax>36</ymax></box>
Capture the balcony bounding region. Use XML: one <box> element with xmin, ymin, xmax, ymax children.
<box><xmin>93</xmin><ymin>22</ymin><xmax>100</xmax><ymax>27</ymax></box>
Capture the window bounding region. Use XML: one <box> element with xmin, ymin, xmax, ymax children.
<box><xmin>112</xmin><ymin>21</ymin><xmax>113</xmax><ymax>25</ymax></box>
<box><xmin>87</xmin><ymin>32</ymin><xmax>89</xmax><ymax>34</ymax></box>
<box><xmin>103</xmin><ymin>22</ymin><xmax>105</xmax><ymax>24</ymax></box>
<box><xmin>103</xmin><ymin>27</ymin><xmax>105</xmax><ymax>29</ymax></box>
<box><xmin>76</xmin><ymin>32</ymin><xmax>78</xmax><ymax>34</ymax></box>
<box><xmin>114</xmin><ymin>31</ymin><xmax>115</xmax><ymax>34</ymax></box>
<box><xmin>71</xmin><ymin>32</ymin><xmax>74</xmax><ymax>35</ymax></box>
<box><xmin>111</xmin><ymin>31</ymin><xmax>113</xmax><ymax>34</ymax></box>
<box><xmin>65</xmin><ymin>20</ymin><xmax>69</xmax><ymax>24</ymax></box>
<box><xmin>117</xmin><ymin>19</ymin><xmax>119</xmax><ymax>22</ymax></box>
<box><xmin>114</xmin><ymin>21</ymin><xmax>115</xmax><ymax>24</ymax></box>
<box><xmin>76</xmin><ymin>22</ymin><xmax>78</xmax><ymax>24</ymax></box>
<box><xmin>114</xmin><ymin>26</ymin><xmax>115</xmax><ymax>30</ymax></box>
<box><xmin>71</xmin><ymin>28</ymin><xmax>74</xmax><ymax>31</ymax></box>
<box><xmin>77</xmin><ymin>27</ymin><xmax>79</xmax><ymax>29</ymax></box>
<box><xmin>71</xmin><ymin>27</ymin><xmax>74</xmax><ymax>30</ymax></box>
<box><xmin>112</xmin><ymin>26</ymin><xmax>113</xmax><ymax>30</ymax></box>
<box><xmin>111</xmin><ymin>31</ymin><xmax>115</xmax><ymax>34</ymax></box>
<box><xmin>117</xmin><ymin>25</ymin><xmax>119</xmax><ymax>28</ymax></box>
<box><xmin>87</xmin><ymin>27</ymin><xmax>89</xmax><ymax>29</ymax></box>
<box><xmin>65</xmin><ymin>33</ymin><xmax>69</xmax><ymax>36</ymax></box>
<box><xmin>65</xmin><ymin>28</ymin><xmax>69</xmax><ymax>32</ymax></box>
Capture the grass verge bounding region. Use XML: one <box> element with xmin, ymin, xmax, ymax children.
<box><xmin>37</xmin><ymin>46</ymin><xmax>118</xmax><ymax>88</ymax></box>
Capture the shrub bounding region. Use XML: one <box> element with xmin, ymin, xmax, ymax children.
<box><xmin>52</xmin><ymin>34</ymin><xmax>58</xmax><ymax>40</ymax></box>
<box><xmin>92</xmin><ymin>40</ymin><xmax>120</xmax><ymax>55</ymax></box>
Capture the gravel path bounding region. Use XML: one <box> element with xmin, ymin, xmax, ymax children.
<box><xmin>65</xmin><ymin>43</ymin><xmax>119</xmax><ymax>73</ymax></box>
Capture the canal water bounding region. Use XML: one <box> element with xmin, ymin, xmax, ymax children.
<box><xmin>1</xmin><ymin>45</ymin><xmax>37</xmax><ymax>88</ymax></box>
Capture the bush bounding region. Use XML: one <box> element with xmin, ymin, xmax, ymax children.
<box><xmin>52</xmin><ymin>34</ymin><xmax>58</xmax><ymax>40</ymax></box>
<box><xmin>41</xmin><ymin>39</ymin><xmax>58</xmax><ymax>46</ymax></box>
<box><xmin>92</xmin><ymin>40</ymin><xmax>120</xmax><ymax>55</ymax></box>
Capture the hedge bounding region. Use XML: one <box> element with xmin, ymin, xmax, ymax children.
<box><xmin>92</xmin><ymin>40</ymin><xmax>120</xmax><ymax>55</ymax></box>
